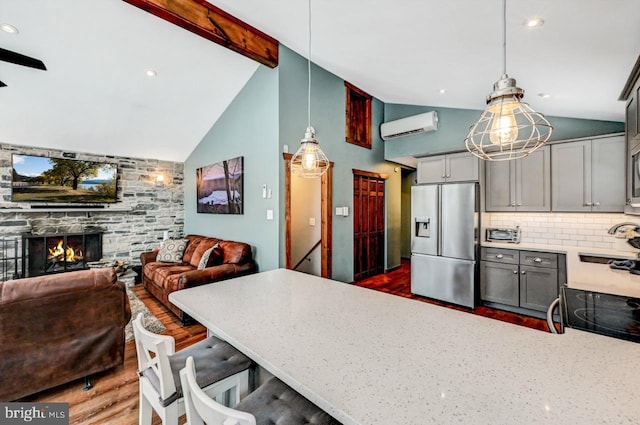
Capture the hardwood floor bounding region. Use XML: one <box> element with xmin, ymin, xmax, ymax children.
<box><xmin>25</xmin><ymin>285</ymin><xmax>206</xmax><ymax>425</ymax></box>
<box><xmin>356</xmin><ymin>258</ymin><xmax>553</xmax><ymax>332</ymax></box>
<box><xmin>24</xmin><ymin>263</ymin><xmax>550</xmax><ymax>424</ymax></box>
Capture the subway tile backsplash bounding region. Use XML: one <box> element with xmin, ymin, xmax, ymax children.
<box><xmin>483</xmin><ymin>213</ymin><xmax>635</xmax><ymax>251</ymax></box>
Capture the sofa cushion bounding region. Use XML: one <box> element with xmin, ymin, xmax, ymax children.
<box><xmin>218</xmin><ymin>240</ymin><xmax>252</xmax><ymax>264</ymax></box>
<box><xmin>189</xmin><ymin>238</ymin><xmax>220</xmax><ymax>268</ymax></box>
<box><xmin>157</xmin><ymin>239</ymin><xmax>188</xmax><ymax>263</ymax></box>
<box><xmin>154</xmin><ymin>265</ymin><xmax>194</xmax><ymax>291</ymax></box>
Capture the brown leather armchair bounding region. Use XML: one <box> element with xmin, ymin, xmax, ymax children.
<box><xmin>141</xmin><ymin>235</ymin><xmax>256</xmax><ymax>324</ymax></box>
<box><xmin>0</xmin><ymin>268</ymin><xmax>131</xmax><ymax>401</ymax></box>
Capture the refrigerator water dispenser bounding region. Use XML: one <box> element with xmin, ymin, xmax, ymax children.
<box><xmin>415</xmin><ymin>217</ymin><xmax>431</xmax><ymax>237</ymax></box>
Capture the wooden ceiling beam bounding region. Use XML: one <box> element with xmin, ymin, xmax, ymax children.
<box><xmin>122</xmin><ymin>0</ymin><xmax>278</xmax><ymax>68</ymax></box>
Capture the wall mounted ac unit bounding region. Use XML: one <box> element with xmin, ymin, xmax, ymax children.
<box><xmin>380</xmin><ymin>111</ymin><xmax>438</xmax><ymax>140</ymax></box>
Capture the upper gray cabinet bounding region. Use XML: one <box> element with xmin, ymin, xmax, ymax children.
<box><xmin>417</xmin><ymin>152</ymin><xmax>479</xmax><ymax>184</ymax></box>
<box><xmin>485</xmin><ymin>146</ymin><xmax>550</xmax><ymax>212</ymax></box>
<box><xmin>551</xmin><ymin>136</ymin><xmax>625</xmax><ymax>212</ymax></box>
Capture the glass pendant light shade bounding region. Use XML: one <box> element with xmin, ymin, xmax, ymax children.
<box><xmin>465</xmin><ymin>0</ymin><xmax>552</xmax><ymax>161</ymax></box>
<box><xmin>291</xmin><ymin>126</ymin><xmax>329</xmax><ymax>178</ymax></box>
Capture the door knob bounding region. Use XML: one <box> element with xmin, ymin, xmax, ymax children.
<box><xmin>513</xmin><ymin>270</ymin><xmax>518</xmax><ymax>274</ymax></box>
<box><xmin>521</xmin><ymin>270</ymin><xmax>526</xmax><ymax>275</ymax></box>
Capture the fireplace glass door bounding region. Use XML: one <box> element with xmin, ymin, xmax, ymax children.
<box><xmin>22</xmin><ymin>232</ymin><xmax>102</xmax><ymax>277</ymax></box>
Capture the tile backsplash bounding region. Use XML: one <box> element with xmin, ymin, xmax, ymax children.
<box><xmin>483</xmin><ymin>213</ymin><xmax>637</xmax><ymax>251</ymax></box>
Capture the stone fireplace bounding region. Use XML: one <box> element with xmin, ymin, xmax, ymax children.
<box><xmin>22</xmin><ymin>231</ymin><xmax>103</xmax><ymax>277</ymax></box>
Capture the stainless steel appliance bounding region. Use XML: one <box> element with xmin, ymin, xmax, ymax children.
<box><xmin>551</xmin><ymin>286</ymin><xmax>640</xmax><ymax>343</ymax></box>
<box><xmin>486</xmin><ymin>227</ymin><xmax>521</xmax><ymax>243</ymax></box>
<box><xmin>411</xmin><ymin>183</ymin><xmax>479</xmax><ymax>308</ymax></box>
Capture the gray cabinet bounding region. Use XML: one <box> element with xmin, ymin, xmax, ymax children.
<box><xmin>480</xmin><ymin>247</ymin><xmax>563</xmax><ymax>316</ymax></box>
<box><xmin>417</xmin><ymin>152</ymin><xmax>478</xmax><ymax>184</ymax></box>
<box><xmin>551</xmin><ymin>136</ymin><xmax>625</xmax><ymax>212</ymax></box>
<box><xmin>480</xmin><ymin>261</ymin><xmax>519</xmax><ymax>306</ymax></box>
<box><xmin>621</xmin><ymin>59</ymin><xmax>640</xmax><ymax>213</ymax></box>
<box><xmin>485</xmin><ymin>146</ymin><xmax>550</xmax><ymax>211</ymax></box>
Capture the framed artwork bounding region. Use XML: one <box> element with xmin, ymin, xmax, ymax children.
<box><xmin>196</xmin><ymin>156</ymin><xmax>244</xmax><ymax>214</ymax></box>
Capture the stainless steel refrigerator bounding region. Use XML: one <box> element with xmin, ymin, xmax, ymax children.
<box><xmin>411</xmin><ymin>183</ymin><xmax>479</xmax><ymax>308</ymax></box>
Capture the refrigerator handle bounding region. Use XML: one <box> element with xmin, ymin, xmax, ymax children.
<box><xmin>437</xmin><ymin>185</ymin><xmax>443</xmax><ymax>256</ymax></box>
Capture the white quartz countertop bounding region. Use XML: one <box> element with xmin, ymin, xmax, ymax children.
<box><xmin>481</xmin><ymin>241</ymin><xmax>640</xmax><ymax>297</ymax></box>
<box><xmin>170</xmin><ymin>269</ymin><xmax>640</xmax><ymax>425</ymax></box>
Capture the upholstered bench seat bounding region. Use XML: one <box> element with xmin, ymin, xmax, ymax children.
<box><xmin>234</xmin><ymin>377</ymin><xmax>341</xmax><ymax>425</ymax></box>
<box><xmin>140</xmin><ymin>335</ymin><xmax>252</xmax><ymax>407</ymax></box>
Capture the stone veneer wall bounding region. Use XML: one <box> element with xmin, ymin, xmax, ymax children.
<box><xmin>483</xmin><ymin>212</ymin><xmax>634</xmax><ymax>251</ymax></box>
<box><xmin>0</xmin><ymin>143</ymin><xmax>184</xmax><ymax>278</ymax></box>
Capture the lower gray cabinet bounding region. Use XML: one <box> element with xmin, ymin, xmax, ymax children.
<box><xmin>480</xmin><ymin>261</ymin><xmax>519</xmax><ymax>306</ymax></box>
<box><xmin>480</xmin><ymin>247</ymin><xmax>564</xmax><ymax>316</ymax></box>
<box><xmin>519</xmin><ymin>265</ymin><xmax>558</xmax><ymax>311</ymax></box>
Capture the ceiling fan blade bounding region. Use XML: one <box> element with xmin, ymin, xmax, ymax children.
<box><xmin>0</xmin><ymin>80</ymin><xmax>6</xmax><ymax>87</ymax></box>
<box><xmin>0</xmin><ymin>47</ymin><xmax>46</xmax><ymax>70</ymax></box>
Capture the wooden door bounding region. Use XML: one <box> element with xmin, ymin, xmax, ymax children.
<box><xmin>353</xmin><ymin>170</ymin><xmax>387</xmax><ymax>281</ymax></box>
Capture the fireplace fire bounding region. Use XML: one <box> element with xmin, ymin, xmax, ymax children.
<box><xmin>22</xmin><ymin>232</ymin><xmax>102</xmax><ymax>277</ymax></box>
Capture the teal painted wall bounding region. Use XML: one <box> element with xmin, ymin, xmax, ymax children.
<box><xmin>184</xmin><ymin>65</ymin><xmax>280</xmax><ymax>271</ymax></box>
<box><xmin>278</xmin><ymin>46</ymin><xmax>401</xmax><ymax>282</ymax></box>
<box><xmin>384</xmin><ymin>103</ymin><xmax>625</xmax><ymax>160</ymax></box>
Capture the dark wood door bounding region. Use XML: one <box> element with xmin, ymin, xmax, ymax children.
<box><xmin>353</xmin><ymin>171</ymin><xmax>386</xmax><ymax>281</ymax></box>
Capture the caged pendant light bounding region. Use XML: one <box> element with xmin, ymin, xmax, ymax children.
<box><xmin>465</xmin><ymin>0</ymin><xmax>552</xmax><ymax>161</ymax></box>
<box><xmin>290</xmin><ymin>0</ymin><xmax>330</xmax><ymax>178</ymax></box>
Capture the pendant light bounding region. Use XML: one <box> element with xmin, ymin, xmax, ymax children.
<box><xmin>290</xmin><ymin>0</ymin><xmax>329</xmax><ymax>178</ymax></box>
<box><xmin>465</xmin><ymin>0</ymin><xmax>552</xmax><ymax>161</ymax></box>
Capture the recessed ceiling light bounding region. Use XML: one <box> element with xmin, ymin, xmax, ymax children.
<box><xmin>1</xmin><ymin>23</ymin><xmax>19</xmax><ymax>34</ymax></box>
<box><xmin>523</xmin><ymin>17</ymin><xmax>544</xmax><ymax>28</ymax></box>
<box><xmin>145</xmin><ymin>69</ymin><xmax>157</xmax><ymax>77</ymax></box>
<box><xmin>439</xmin><ymin>89</ymin><xmax>447</xmax><ymax>94</ymax></box>
<box><xmin>538</xmin><ymin>93</ymin><xmax>551</xmax><ymax>99</ymax></box>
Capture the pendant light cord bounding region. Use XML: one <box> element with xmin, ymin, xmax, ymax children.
<box><xmin>307</xmin><ymin>0</ymin><xmax>312</xmax><ymax>129</ymax></box>
<box><xmin>502</xmin><ymin>0</ymin><xmax>507</xmax><ymax>76</ymax></box>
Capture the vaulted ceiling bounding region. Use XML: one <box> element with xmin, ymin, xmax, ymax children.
<box><xmin>1</xmin><ymin>0</ymin><xmax>639</xmax><ymax>161</ymax></box>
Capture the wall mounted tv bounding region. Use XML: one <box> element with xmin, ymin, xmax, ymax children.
<box><xmin>11</xmin><ymin>154</ymin><xmax>118</xmax><ymax>203</ymax></box>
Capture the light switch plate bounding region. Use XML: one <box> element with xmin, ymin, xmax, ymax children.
<box><xmin>335</xmin><ymin>207</ymin><xmax>343</xmax><ymax>216</ymax></box>
<box><xmin>309</xmin><ymin>217</ymin><xmax>316</xmax><ymax>226</ymax></box>
<box><xmin>343</xmin><ymin>206</ymin><xmax>349</xmax><ymax>217</ymax></box>
<box><xmin>266</xmin><ymin>209</ymin><xmax>274</xmax><ymax>220</ymax></box>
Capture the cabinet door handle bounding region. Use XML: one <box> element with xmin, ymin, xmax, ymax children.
<box><xmin>510</xmin><ymin>203</ymin><xmax>516</xmax><ymax>207</ymax></box>
<box><xmin>521</xmin><ymin>270</ymin><xmax>526</xmax><ymax>275</ymax></box>
<box><xmin>441</xmin><ymin>175</ymin><xmax>446</xmax><ymax>179</ymax></box>
<box><xmin>513</xmin><ymin>270</ymin><xmax>518</xmax><ymax>274</ymax></box>
<box><xmin>584</xmin><ymin>202</ymin><xmax>593</xmax><ymax>206</ymax></box>
<box><xmin>516</xmin><ymin>203</ymin><xmax>522</xmax><ymax>206</ymax></box>
<box><xmin>534</xmin><ymin>257</ymin><xmax>543</xmax><ymax>263</ymax></box>
<box><xmin>496</xmin><ymin>254</ymin><xmax>504</xmax><ymax>259</ymax></box>
<box><xmin>593</xmin><ymin>202</ymin><xmax>600</xmax><ymax>206</ymax></box>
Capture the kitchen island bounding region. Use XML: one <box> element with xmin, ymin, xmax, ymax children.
<box><xmin>170</xmin><ymin>268</ymin><xmax>639</xmax><ymax>425</ymax></box>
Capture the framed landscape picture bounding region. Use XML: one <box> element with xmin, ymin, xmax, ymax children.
<box><xmin>196</xmin><ymin>156</ymin><xmax>244</xmax><ymax>214</ymax></box>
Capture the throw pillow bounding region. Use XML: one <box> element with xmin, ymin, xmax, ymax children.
<box><xmin>197</xmin><ymin>243</ymin><xmax>223</xmax><ymax>269</ymax></box>
<box><xmin>157</xmin><ymin>239</ymin><xmax>188</xmax><ymax>263</ymax></box>
<box><xmin>197</xmin><ymin>247</ymin><xmax>214</xmax><ymax>270</ymax></box>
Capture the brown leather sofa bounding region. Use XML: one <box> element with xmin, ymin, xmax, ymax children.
<box><xmin>0</xmin><ymin>268</ymin><xmax>131</xmax><ymax>401</ymax></box>
<box><xmin>140</xmin><ymin>235</ymin><xmax>256</xmax><ymax>324</ymax></box>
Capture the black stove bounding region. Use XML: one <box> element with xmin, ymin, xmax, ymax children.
<box><xmin>561</xmin><ymin>287</ymin><xmax>640</xmax><ymax>343</ymax></box>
